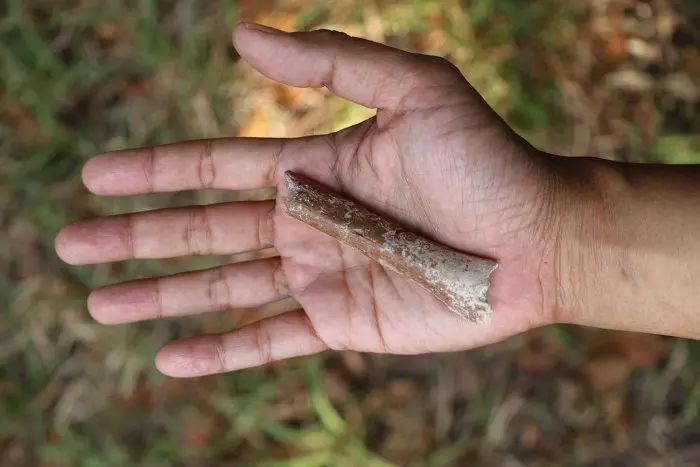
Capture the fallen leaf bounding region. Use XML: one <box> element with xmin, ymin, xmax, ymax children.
<box><xmin>616</xmin><ymin>332</ymin><xmax>668</xmax><ymax>367</ymax></box>
<box><xmin>235</xmin><ymin>307</ymin><xmax>267</xmax><ymax>327</ymax></box>
<box><xmin>339</xmin><ymin>351</ymin><xmax>366</xmax><ymax>377</ymax></box>
<box><xmin>583</xmin><ymin>352</ymin><xmax>632</xmax><ymax>392</ymax></box>
<box><xmin>253</xmin><ymin>10</ymin><xmax>298</xmax><ymax>32</ymax></box>
<box><xmin>237</xmin><ymin>106</ymin><xmax>269</xmax><ymax>137</ymax></box>
<box><xmin>583</xmin><ymin>332</ymin><xmax>668</xmax><ymax>391</ymax></box>
<box><xmin>94</xmin><ymin>22</ymin><xmax>121</xmax><ymax>42</ymax></box>
<box><xmin>125</xmin><ymin>77</ymin><xmax>154</xmax><ymax>98</ymax></box>
<box><xmin>386</xmin><ymin>379</ymin><xmax>419</xmax><ymax>402</ymax></box>
<box><xmin>181</xmin><ymin>411</ymin><xmax>214</xmax><ymax>448</ymax></box>
<box><xmin>1</xmin><ymin>101</ymin><xmax>47</xmax><ymax>142</ymax></box>
<box><xmin>605</xmin><ymin>34</ymin><xmax>628</xmax><ymax>58</ymax></box>
<box><xmin>516</xmin><ymin>333</ymin><xmax>564</xmax><ymax>371</ymax></box>
<box><xmin>274</xmin><ymin>84</ymin><xmax>313</xmax><ymax>109</ymax></box>
<box><xmin>519</xmin><ymin>422</ymin><xmax>541</xmax><ymax>449</ymax></box>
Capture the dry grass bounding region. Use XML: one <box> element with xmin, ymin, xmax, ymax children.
<box><xmin>2</xmin><ymin>0</ymin><xmax>700</xmax><ymax>465</ymax></box>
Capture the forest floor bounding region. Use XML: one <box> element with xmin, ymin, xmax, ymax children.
<box><xmin>2</xmin><ymin>1</ymin><xmax>700</xmax><ymax>465</ymax></box>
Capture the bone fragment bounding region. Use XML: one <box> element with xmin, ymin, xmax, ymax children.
<box><xmin>282</xmin><ymin>171</ymin><xmax>497</xmax><ymax>324</ymax></box>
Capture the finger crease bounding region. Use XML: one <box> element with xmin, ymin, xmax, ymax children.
<box><xmin>144</xmin><ymin>146</ymin><xmax>156</xmax><ymax>191</ymax></box>
<box><xmin>265</xmin><ymin>140</ymin><xmax>286</xmax><ymax>186</ymax></box>
<box><xmin>254</xmin><ymin>325</ymin><xmax>274</xmax><ymax>365</ymax></box>
<box><xmin>186</xmin><ymin>207</ymin><xmax>214</xmax><ymax>255</ymax></box>
<box><xmin>301</xmin><ymin>312</ymin><xmax>330</xmax><ymax>351</ymax></box>
<box><xmin>328</xmin><ymin>140</ymin><xmax>347</xmax><ymax>194</ymax></box>
<box><xmin>271</xmin><ymin>260</ymin><xmax>289</xmax><ymax>297</ymax></box>
<box><xmin>124</xmin><ymin>214</ymin><xmax>136</xmax><ymax>259</ymax></box>
<box><xmin>197</xmin><ymin>140</ymin><xmax>216</xmax><ymax>189</ymax></box>
<box><xmin>351</xmin><ymin>120</ymin><xmax>377</xmax><ymax>180</ymax></box>
<box><xmin>367</xmin><ymin>263</ymin><xmax>389</xmax><ymax>351</ymax></box>
<box><xmin>366</xmin><ymin>134</ymin><xmax>383</xmax><ymax>183</ymax></box>
<box><xmin>153</xmin><ymin>277</ymin><xmax>165</xmax><ymax>319</ymax></box>
<box><xmin>323</xmin><ymin>50</ymin><xmax>340</xmax><ymax>91</ymax></box>
<box><xmin>257</xmin><ymin>204</ymin><xmax>275</xmax><ymax>249</ymax></box>
<box><xmin>208</xmin><ymin>267</ymin><xmax>231</xmax><ymax>310</ymax></box>
<box><xmin>213</xmin><ymin>334</ymin><xmax>228</xmax><ymax>373</ymax></box>
<box><xmin>335</xmin><ymin>243</ymin><xmax>351</xmax><ymax>352</ymax></box>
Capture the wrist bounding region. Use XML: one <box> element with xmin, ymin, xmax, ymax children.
<box><xmin>546</xmin><ymin>155</ymin><xmax>620</xmax><ymax>326</ymax></box>
<box><xmin>547</xmin><ymin>156</ymin><xmax>700</xmax><ymax>337</ymax></box>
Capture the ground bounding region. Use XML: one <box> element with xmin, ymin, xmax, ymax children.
<box><xmin>2</xmin><ymin>0</ymin><xmax>700</xmax><ymax>465</ymax></box>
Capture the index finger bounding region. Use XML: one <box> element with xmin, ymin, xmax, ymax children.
<box><xmin>82</xmin><ymin>136</ymin><xmax>319</xmax><ymax>196</ymax></box>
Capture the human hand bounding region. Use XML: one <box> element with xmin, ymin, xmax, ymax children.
<box><xmin>56</xmin><ymin>23</ymin><xmax>564</xmax><ymax>377</ymax></box>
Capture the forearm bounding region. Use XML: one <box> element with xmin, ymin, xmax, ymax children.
<box><xmin>556</xmin><ymin>156</ymin><xmax>700</xmax><ymax>338</ymax></box>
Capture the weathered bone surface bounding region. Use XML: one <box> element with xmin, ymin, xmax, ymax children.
<box><xmin>282</xmin><ymin>171</ymin><xmax>497</xmax><ymax>324</ymax></box>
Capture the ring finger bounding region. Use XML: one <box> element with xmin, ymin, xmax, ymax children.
<box><xmin>88</xmin><ymin>257</ymin><xmax>288</xmax><ymax>324</ymax></box>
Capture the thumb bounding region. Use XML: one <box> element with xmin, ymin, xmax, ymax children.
<box><xmin>232</xmin><ymin>23</ymin><xmax>463</xmax><ymax>111</ymax></box>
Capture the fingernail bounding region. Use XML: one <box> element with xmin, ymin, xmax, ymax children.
<box><xmin>241</xmin><ymin>22</ymin><xmax>286</xmax><ymax>35</ymax></box>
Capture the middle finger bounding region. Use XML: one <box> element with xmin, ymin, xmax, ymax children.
<box><xmin>56</xmin><ymin>201</ymin><xmax>276</xmax><ymax>265</ymax></box>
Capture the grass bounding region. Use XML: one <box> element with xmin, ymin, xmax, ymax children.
<box><xmin>2</xmin><ymin>0</ymin><xmax>700</xmax><ymax>465</ymax></box>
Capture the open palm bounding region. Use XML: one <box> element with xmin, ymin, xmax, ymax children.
<box><xmin>56</xmin><ymin>24</ymin><xmax>562</xmax><ymax>377</ymax></box>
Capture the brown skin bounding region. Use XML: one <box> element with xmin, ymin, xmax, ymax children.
<box><xmin>555</xmin><ymin>158</ymin><xmax>700</xmax><ymax>338</ymax></box>
<box><xmin>55</xmin><ymin>23</ymin><xmax>699</xmax><ymax>378</ymax></box>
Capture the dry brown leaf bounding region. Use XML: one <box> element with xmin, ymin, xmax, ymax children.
<box><xmin>233</xmin><ymin>307</ymin><xmax>267</xmax><ymax>327</ymax></box>
<box><xmin>616</xmin><ymin>332</ymin><xmax>668</xmax><ymax>367</ymax></box>
<box><xmin>237</xmin><ymin>106</ymin><xmax>269</xmax><ymax>137</ymax></box>
<box><xmin>519</xmin><ymin>422</ymin><xmax>541</xmax><ymax>450</ymax></box>
<box><xmin>583</xmin><ymin>352</ymin><xmax>632</xmax><ymax>392</ymax></box>
<box><xmin>583</xmin><ymin>332</ymin><xmax>668</xmax><ymax>392</ymax></box>
<box><xmin>181</xmin><ymin>411</ymin><xmax>215</xmax><ymax>448</ymax></box>
<box><xmin>94</xmin><ymin>22</ymin><xmax>121</xmax><ymax>42</ymax></box>
<box><xmin>274</xmin><ymin>84</ymin><xmax>313</xmax><ymax>109</ymax></box>
<box><xmin>323</xmin><ymin>371</ymin><xmax>351</xmax><ymax>401</ymax></box>
<box><xmin>455</xmin><ymin>360</ymin><xmax>483</xmax><ymax>397</ymax></box>
<box><xmin>516</xmin><ymin>333</ymin><xmax>564</xmax><ymax>371</ymax></box>
<box><xmin>339</xmin><ymin>351</ymin><xmax>366</xmax><ymax>377</ymax></box>
<box><xmin>253</xmin><ymin>10</ymin><xmax>298</xmax><ymax>32</ymax></box>
<box><xmin>1</xmin><ymin>101</ymin><xmax>47</xmax><ymax>142</ymax></box>
<box><xmin>682</xmin><ymin>48</ymin><xmax>700</xmax><ymax>80</ymax></box>
<box><xmin>606</xmin><ymin>34</ymin><xmax>628</xmax><ymax>58</ymax></box>
<box><xmin>125</xmin><ymin>78</ymin><xmax>154</xmax><ymax>98</ymax></box>
<box><xmin>386</xmin><ymin>379</ymin><xmax>419</xmax><ymax>402</ymax></box>
<box><xmin>233</xmin><ymin>296</ymin><xmax>299</xmax><ymax>328</ymax></box>
<box><xmin>119</xmin><ymin>375</ymin><xmax>213</xmax><ymax>407</ymax></box>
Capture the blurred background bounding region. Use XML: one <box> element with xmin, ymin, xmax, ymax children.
<box><xmin>2</xmin><ymin>0</ymin><xmax>700</xmax><ymax>465</ymax></box>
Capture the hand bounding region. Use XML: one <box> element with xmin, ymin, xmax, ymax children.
<box><xmin>56</xmin><ymin>23</ymin><xmax>564</xmax><ymax>377</ymax></box>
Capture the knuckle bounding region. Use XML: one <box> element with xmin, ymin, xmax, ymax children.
<box><xmin>257</xmin><ymin>203</ymin><xmax>275</xmax><ymax>248</ymax></box>
<box><xmin>123</xmin><ymin>214</ymin><xmax>136</xmax><ymax>258</ymax></box>
<box><xmin>254</xmin><ymin>325</ymin><xmax>274</xmax><ymax>365</ymax></box>
<box><xmin>212</xmin><ymin>335</ymin><xmax>228</xmax><ymax>372</ymax></box>
<box><xmin>185</xmin><ymin>206</ymin><xmax>214</xmax><ymax>255</ymax></box>
<box><xmin>197</xmin><ymin>140</ymin><xmax>216</xmax><ymax>189</ymax></box>
<box><xmin>207</xmin><ymin>267</ymin><xmax>231</xmax><ymax>309</ymax></box>
<box><xmin>265</xmin><ymin>139</ymin><xmax>286</xmax><ymax>186</ymax></box>
<box><xmin>152</xmin><ymin>277</ymin><xmax>165</xmax><ymax>319</ymax></box>
<box><xmin>418</xmin><ymin>54</ymin><xmax>463</xmax><ymax>80</ymax></box>
<box><xmin>143</xmin><ymin>146</ymin><xmax>156</xmax><ymax>191</ymax></box>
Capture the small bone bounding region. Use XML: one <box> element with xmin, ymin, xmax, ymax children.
<box><xmin>282</xmin><ymin>171</ymin><xmax>497</xmax><ymax>324</ymax></box>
